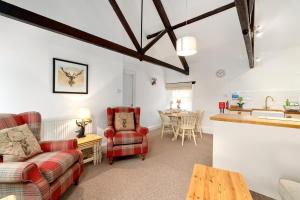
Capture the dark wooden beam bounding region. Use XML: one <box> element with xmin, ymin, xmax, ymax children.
<box><xmin>147</xmin><ymin>2</ymin><xmax>235</xmax><ymax>40</ymax></box>
<box><xmin>0</xmin><ymin>0</ymin><xmax>188</xmax><ymax>75</ymax></box>
<box><xmin>142</xmin><ymin>55</ymin><xmax>187</xmax><ymax>75</ymax></box>
<box><xmin>248</xmin><ymin>0</ymin><xmax>255</xmax><ymax>24</ymax></box>
<box><xmin>152</xmin><ymin>0</ymin><xmax>189</xmax><ymax>72</ymax></box>
<box><xmin>234</xmin><ymin>0</ymin><xmax>254</xmax><ymax>68</ymax></box>
<box><xmin>109</xmin><ymin>0</ymin><xmax>141</xmax><ymax>51</ymax></box>
<box><xmin>250</xmin><ymin>0</ymin><xmax>255</xmax><ymax>58</ymax></box>
<box><xmin>142</xmin><ymin>29</ymin><xmax>166</xmax><ymax>54</ymax></box>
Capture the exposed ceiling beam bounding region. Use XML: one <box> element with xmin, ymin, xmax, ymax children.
<box><xmin>0</xmin><ymin>0</ymin><xmax>188</xmax><ymax>75</ymax></box>
<box><xmin>152</xmin><ymin>0</ymin><xmax>189</xmax><ymax>73</ymax></box>
<box><xmin>250</xmin><ymin>0</ymin><xmax>255</xmax><ymax>58</ymax></box>
<box><xmin>109</xmin><ymin>0</ymin><xmax>141</xmax><ymax>51</ymax></box>
<box><xmin>142</xmin><ymin>29</ymin><xmax>167</xmax><ymax>54</ymax></box>
<box><xmin>147</xmin><ymin>2</ymin><xmax>235</xmax><ymax>40</ymax></box>
<box><xmin>234</xmin><ymin>0</ymin><xmax>255</xmax><ymax>68</ymax></box>
<box><xmin>248</xmin><ymin>0</ymin><xmax>255</xmax><ymax>24</ymax></box>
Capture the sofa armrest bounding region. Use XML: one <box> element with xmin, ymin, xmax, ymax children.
<box><xmin>0</xmin><ymin>162</ymin><xmax>50</xmax><ymax>199</ymax></box>
<box><xmin>0</xmin><ymin>162</ymin><xmax>46</xmax><ymax>183</ymax></box>
<box><xmin>104</xmin><ymin>126</ymin><xmax>115</xmax><ymax>138</ymax></box>
<box><xmin>40</xmin><ymin>139</ymin><xmax>78</xmax><ymax>152</ymax></box>
<box><xmin>136</xmin><ymin>126</ymin><xmax>149</xmax><ymax>136</ymax></box>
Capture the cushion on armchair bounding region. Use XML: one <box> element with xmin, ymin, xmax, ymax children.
<box><xmin>0</xmin><ymin>124</ymin><xmax>42</xmax><ymax>162</ymax></box>
<box><xmin>114</xmin><ymin>112</ymin><xmax>135</xmax><ymax>131</ymax></box>
<box><xmin>113</xmin><ymin>130</ymin><xmax>143</xmax><ymax>145</ymax></box>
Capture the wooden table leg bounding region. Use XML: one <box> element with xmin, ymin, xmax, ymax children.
<box><xmin>98</xmin><ymin>142</ymin><xmax>102</xmax><ymax>164</ymax></box>
<box><xmin>93</xmin><ymin>144</ymin><xmax>96</xmax><ymax>165</ymax></box>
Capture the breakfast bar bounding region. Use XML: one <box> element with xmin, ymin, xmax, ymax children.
<box><xmin>210</xmin><ymin>114</ymin><xmax>300</xmax><ymax>199</ymax></box>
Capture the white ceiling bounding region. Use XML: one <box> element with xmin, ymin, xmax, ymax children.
<box><xmin>119</xmin><ymin>0</ymin><xmax>300</xmax><ymax>71</ymax></box>
<box><xmin>118</xmin><ymin>0</ymin><xmax>247</xmax><ymax>68</ymax></box>
<box><xmin>5</xmin><ymin>0</ymin><xmax>300</xmax><ymax>71</ymax></box>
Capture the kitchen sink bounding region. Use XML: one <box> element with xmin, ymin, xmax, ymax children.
<box><xmin>251</xmin><ymin>110</ymin><xmax>285</xmax><ymax>118</ymax></box>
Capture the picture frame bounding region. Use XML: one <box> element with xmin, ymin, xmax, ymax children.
<box><xmin>53</xmin><ymin>58</ymin><xmax>88</xmax><ymax>94</ymax></box>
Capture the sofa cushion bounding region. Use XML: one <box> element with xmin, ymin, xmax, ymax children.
<box><xmin>279</xmin><ymin>179</ymin><xmax>300</xmax><ymax>200</ymax></box>
<box><xmin>27</xmin><ymin>149</ymin><xmax>81</xmax><ymax>183</ymax></box>
<box><xmin>0</xmin><ymin>124</ymin><xmax>42</xmax><ymax>162</ymax></box>
<box><xmin>113</xmin><ymin>131</ymin><xmax>143</xmax><ymax>145</ymax></box>
<box><xmin>114</xmin><ymin>112</ymin><xmax>135</xmax><ymax>131</ymax></box>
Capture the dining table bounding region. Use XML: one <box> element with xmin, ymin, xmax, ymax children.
<box><xmin>162</xmin><ymin>109</ymin><xmax>192</xmax><ymax>141</ymax></box>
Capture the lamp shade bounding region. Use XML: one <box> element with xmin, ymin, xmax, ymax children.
<box><xmin>78</xmin><ymin>108</ymin><xmax>91</xmax><ymax>120</ymax></box>
<box><xmin>176</xmin><ymin>36</ymin><xmax>197</xmax><ymax>56</ymax></box>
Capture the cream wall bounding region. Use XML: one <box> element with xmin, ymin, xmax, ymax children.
<box><xmin>164</xmin><ymin>0</ymin><xmax>300</xmax><ymax>133</ymax></box>
<box><xmin>123</xmin><ymin>58</ymin><xmax>169</xmax><ymax>129</ymax></box>
<box><xmin>165</xmin><ymin>45</ymin><xmax>300</xmax><ymax>133</ymax></box>
<box><xmin>0</xmin><ymin>0</ymin><xmax>168</xmax><ymax>137</ymax></box>
<box><xmin>0</xmin><ymin>17</ymin><xmax>124</xmax><ymax>135</ymax></box>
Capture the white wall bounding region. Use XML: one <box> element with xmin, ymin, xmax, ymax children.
<box><xmin>0</xmin><ymin>17</ymin><xmax>123</xmax><ymax>135</ymax></box>
<box><xmin>123</xmin><ymin>58</ymin><xmax>168</xmax><ymax>129</ymax></box>
<box><xmin>0</xmin><ymin>0</ymin><xmax>169</xmax><ymax>137</ymax></box>
<box><xmin>165</xmin><ymin>45</ymin><xmax>300</xmax><ymax>133</ymax></box>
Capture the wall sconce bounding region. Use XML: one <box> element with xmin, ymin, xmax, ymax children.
<box><xmin>151</xmin><ymin>77</ymin><xmax>157</xmax><ymax>85</ymax></box>
<box><xmin>76</xmin><ymin>108</ymin><xmax>92</xmax><ymax>138</ymax></box>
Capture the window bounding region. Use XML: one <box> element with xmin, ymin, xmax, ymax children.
<box><xmin>169</xmin><ymin>89</ymin><xmax>193</xmax><ymax>111</ymax></box>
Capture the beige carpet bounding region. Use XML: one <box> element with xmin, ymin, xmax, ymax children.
<box><xmin>61</xmin><ymin>129</ymin><xmax>272</xmax><ymax>200</ymax></box>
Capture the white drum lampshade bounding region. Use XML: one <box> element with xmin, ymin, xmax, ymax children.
<box><xmin>78</xmin><ymin>108</ymin><xmax>91</xmax><ymax>121</ymax></box>
<box><xmin>176</xmin><ymin>36</ymin><xmax>197</xmax><ymax>56</ymax></box>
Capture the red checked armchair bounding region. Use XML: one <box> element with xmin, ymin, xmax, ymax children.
<box><xmin>0</xmin><ymin>112</ymin><xmax>83</xmax><ymax>200</ymax></box>
<box><xmin>104</xmin><ymin>107</ymin><xmax>148</xmax><ymax>164</ymax></box>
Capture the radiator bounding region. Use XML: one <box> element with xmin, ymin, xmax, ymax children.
<box><xmin>41</xmin><ymin>119</ymin><xmax>93</xmax><ymax>140</ymax></box>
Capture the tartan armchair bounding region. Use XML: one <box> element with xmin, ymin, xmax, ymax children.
<box><xmin>104</xmin><ymin>107</ymin><xmax>148</xmax><ymax>164</ymax></box>
<box><xmin>0</xmin><ymin>112</ymin><xmax>83</xmax><ymax>200</ymax></box>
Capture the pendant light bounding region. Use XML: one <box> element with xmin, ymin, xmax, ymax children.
<box><xmin>176</xmin><ymin>0</ymin><xmax>197</xmax><ymax>56</ymax></box>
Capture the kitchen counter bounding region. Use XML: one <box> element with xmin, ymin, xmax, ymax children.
<box><xmin>227</xmin><ymin>107</ymin><xmax>300</xmax><ymax>115</ymax></box>
<box><xmin>210</xmin><ymin>114</ymin><xmax>300</xmax><ymax>129</ymax></box>
<box><xmin>210</xmin><ymin>114</ymin><xmax>300</xmax><ymax>199</ymax></box>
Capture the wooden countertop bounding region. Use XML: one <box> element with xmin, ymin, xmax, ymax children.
<box><xmin>228</xmin><ymin>107</ymin><xmax>300</xmax><ymax>115</ymax></box>
<box><xmin>186</xmin><ymin>164</ymin><xmax>252</xmax><ymax>200</ymax></box>
<box><xmin>227</xmin><ymin>107</ymin><xmax>252</xmax><ymax>112</ymax></box>
<box><xmin>210</xmin><ymin>114</ymin><xmax>300</xmax><ymax>129</ymax></box>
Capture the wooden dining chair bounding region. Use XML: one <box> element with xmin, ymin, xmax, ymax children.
<box><xmin>176</xmin><ymin>113</ymin><xmax>198</xmax><ymax>146</ymax></box>
<box><xmin>158</xmin><ymin>111</ymin><xmax>175</xmax><ymax>139</ymax></box>
<box><xmin>195</xmin><ymin>110</ymin><xmax>204</xmax><ymax>138</ymax></box>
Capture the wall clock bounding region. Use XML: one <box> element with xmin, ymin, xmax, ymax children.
<box><xmin>216</xmin><ymin>69</ymin><xmax>226</xmax><ymax>78</ymax></box>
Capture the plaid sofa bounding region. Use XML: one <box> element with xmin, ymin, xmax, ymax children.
<box><xmin>0</xmin><ymin>112</ymin><xmax>83</xmax><ymax>200</ymax></box>
<box><xmin>104</xmin><ymin>107</ymin><xmax>148</xmax><ymax>164</ymax></box>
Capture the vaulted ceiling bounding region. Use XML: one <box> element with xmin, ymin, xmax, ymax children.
<box><xmin>3</xmin><ymin>0</ymin><xmax>296</xmax><ymax>75</ymax></box>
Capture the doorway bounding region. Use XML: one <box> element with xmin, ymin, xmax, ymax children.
<box><xmin>123</xmin><ymin>70</ymin><xmax>136</xmax><ymax>107</ymax></box>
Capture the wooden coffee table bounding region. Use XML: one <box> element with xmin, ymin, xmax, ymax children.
<box><xmin>186</xmin><ymin>164</ymin><xmax>253</xmax><ymax>200</ymax></box>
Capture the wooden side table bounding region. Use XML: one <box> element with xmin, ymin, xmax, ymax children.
<box><xmin>77</xmin><ymin>134</ymin><xmax>102</xmax><ymax>165</ymax></box>
<box><xmin>0</xmin><ymin>196</ymin><xmax>16</xmax><ymax>200</ymax></box>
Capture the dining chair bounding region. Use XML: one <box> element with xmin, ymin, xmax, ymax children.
<box><xmin>176</xmin><ymin>113</ymin><xmax>198</xmax><ymax>146</ymax></box>
<box><xmin>195</xmin><ymin>110</ymin><xmax>204</xmax><ymax>138</ymax></box>
<box><xmin>158</xmin><ymin>111</ymin><xmax>175</xmax><ymax>139</ymax></box>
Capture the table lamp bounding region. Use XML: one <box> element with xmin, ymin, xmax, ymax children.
<box><xmin>76</xmin><ymin>108</ymin><xmax>92</xmax><ymax>138</ymax></box>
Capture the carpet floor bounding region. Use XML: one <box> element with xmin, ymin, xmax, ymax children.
<box><xmin>61</xmin><ymin>129</ymin><xmax>273</xmax><ymax>200</ymax></box>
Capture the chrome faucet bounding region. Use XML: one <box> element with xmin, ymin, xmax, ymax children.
<box><xmin>265</xmin><ymin>96</ymin><xmax>274</xmax><ymax>110</ymax></box>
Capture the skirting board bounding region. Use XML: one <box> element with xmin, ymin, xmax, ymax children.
<box><xmin>148</xmin><ymin>124</ymin><xmax>161</xmax><ymax>131</ymax></box>
<box><xmin>202</xmin><ymin>126</ymin><xmax>213</xmax><ymax>135</ymax></box>
<box><xmin>148</xmin><ymin>124</ymin><xmax>214</xmax><ymax>135</ymax></box>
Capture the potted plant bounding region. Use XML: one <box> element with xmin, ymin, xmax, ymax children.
<box><xmin>237</xmin><ymin>96</ymin><xmax>244</xmax><ymax>108</ymax></box>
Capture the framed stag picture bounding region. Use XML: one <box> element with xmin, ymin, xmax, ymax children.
<box><xmin>53</xmin><ymin>58</ymin><xmax>88</xmax><ymax>94</ymax></box>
